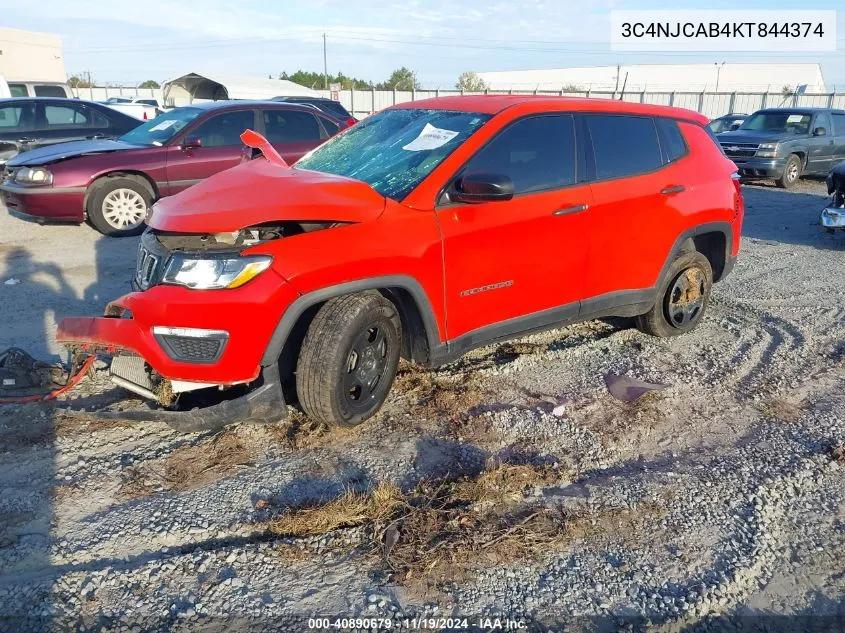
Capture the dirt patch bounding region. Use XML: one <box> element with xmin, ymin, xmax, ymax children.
<box><xmin>831</xmin><ymin>443</ymin><xmax>845</xmax><ymax>465</ymax></box>
<box><xmin>758</xmin><ymin>397</ymin><xmax>804</xmax><ymax>423</ymax></box>
<box><xmin>0</xmin><ymin>415</ymin><xmax>53</xmax><ymax>452</ymax></box>
<box><xmin>583</xmin><ymin>391</ymin><xmax>668</xmax><ymax>445</ymax></box>
<box><xmin>393</xmin><ymin>362</ymin><xmax>490</xmax><ymax>422</ymax></box>
<box><xmin>119</xmin><ymin>430</ymin><xmax>256</xmax><ymax>499</ymax></box>
<box><xmin>265</xmin><ymin>408</ymin><xmax>371</xmax><ymax>451</ymax></box>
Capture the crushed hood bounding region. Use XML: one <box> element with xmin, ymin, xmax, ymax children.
<box><xmin>7</xmin><ymin>139</ymin><xmax>145</xmax><ymax>166</ymax></box>
<box><xmin>147</xmin><ymin>158</ymin><xmax>387</xmax><ymax>233</ymax></box>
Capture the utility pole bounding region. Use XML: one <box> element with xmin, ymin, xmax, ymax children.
<box><xmin>323</xmin><ymin>33</ymin><xmax>328</xmax><ymax>89</ymax></box>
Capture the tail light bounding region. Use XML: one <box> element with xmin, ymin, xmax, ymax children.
<box><xmin>731</xmin><ymin>172</ymin><xmax>744</xmax><ymax>220</ymax></box>
<box><xmin>346</xmin><ymin>117</ymin><xmax>357</xmax><ymax>127</ymax></box>
<box><xmin>143</xmin><ymin>111</ymin><xmax>148</xmax><ymax>120</ymax></box>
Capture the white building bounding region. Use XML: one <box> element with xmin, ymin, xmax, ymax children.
<box><xmin>477</xmin><ymin>63</ymin><xmax>827</xmax><ymax>93</ymax></box>
<box><xmin>0</xmin><ymin>27</ymin><xmax>66</xmax><ymax>82</ymax></box>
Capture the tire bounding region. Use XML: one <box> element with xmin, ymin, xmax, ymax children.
<box><xmin>635</xmin><ymin>251</ymin><xmax>713</xmax><ymax>338</ymax></box>
<box><xmin>296</xmin><ymin>292</ymin><xmax>401</xmax><ymax>427</ymax></box>
<box><xmin>87</xmin><ymin>176</ymin><xmax>153</xmax><ymax>237</ymax></box>
<box><xmin>774</xmin><ymin>154</ymin><xmax>802</xmax><ymax>189</ymax></box>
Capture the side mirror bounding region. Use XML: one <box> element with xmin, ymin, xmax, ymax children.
<box><xmin>813</xmin><ymin>127</ymin><xmax>827</xmax><ymax>137</ymax></box>
<box><xmin>729</xmin><ymin>122</ymin><xmax>742</xmax><ymax>131</ymax></box>
<box><xmin>451</xmin><ymin>172</ymin><xmax>514</xmax><ymax>204</ymax></box>
<box><xmin>183</xmin><ymin>136</ymin><xmax>202</xmax><ymax>150</ymax></box>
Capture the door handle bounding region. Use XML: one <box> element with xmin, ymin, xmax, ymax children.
<box><xmin>660</xmin><ymin>185</ymin><xmax>686</xmax><ymax>195</ymax></box>
<box><xmin>17</xmin><ymin>138</ymin><xmax>34</xmax><ymax>144</ymax></box>
<box><xmin>553</xmin><ymin>204</ymin><xmax>589</xmax><ymax>216</ymax></box>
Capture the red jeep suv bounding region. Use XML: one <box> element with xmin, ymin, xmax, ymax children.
<box><xmin>58</xmin><ymin>96</ymin><xmax>744</xmax><ymax>429</ymax></box>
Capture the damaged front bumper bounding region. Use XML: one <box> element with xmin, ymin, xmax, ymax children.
<box><xmin>94</xmin><ymin>363</ymin><xmax>286</xmax><ymax>433</ymax></box>
<box><xmin>56</xmin><ymin>274</ymin><xmax>299</xmax><ymax>430</ymax></box>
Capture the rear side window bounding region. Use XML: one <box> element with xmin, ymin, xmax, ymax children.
<box><xmin>655</xmin><ymin>118</ymin><xmax>688</xmax><ymax>164</ymax></box>
<box><xmin>833</xmin><ymin>113</ymin><xmax>845</xmax><ymax>137</ymax></box>
<box><xmin>34</xmin><ymin>85</ymin><xmax>68</xmax><ymax>98</ymax></box>
<box><xmin>8</xmin><ymin>84</ymin><xmax>27</xmax><ymax>97</ymax></box>
<box><xmin>586</xmin><ymin>114</ymin><xmax>662</xmax><ymax>180</ymax></box>
<box><xmin>320</xmin><ymin>116</ymin><xmax>340</xmax><ymax>136</ymax></box>
<box><xmin>0</xmin><ymin>104</ymin><xmax>35</xmax><ymax>130</ymax></box>
<box><xmin>462</xmin><ymin>114</ymin><xmax>577</xmax><ymax>194</ymax></box>
<box><xmin>263</xmin><ymin>109</ymin><xmax>323</xmax><ymax>143</ymax></box>
<box><xmin>43</xmin><ymin>104</ymin><xmax>108</xmax><ymax>128</ymax></box>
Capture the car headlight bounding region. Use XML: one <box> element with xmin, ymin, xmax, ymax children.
<box><xmin>162</xmin><ymin>254</ymin><xmax>272</xmax><ymax>289</ymax></box>
<box><xmin>14</xmin><ymin>167</ymin><xmax>53</xmax><ymax>186</ymax></box>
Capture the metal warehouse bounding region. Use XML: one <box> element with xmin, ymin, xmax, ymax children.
<box><xmin>477</xmin><ymin>63</ymin><xmax>827</xmax><ymax>93</ymax></box>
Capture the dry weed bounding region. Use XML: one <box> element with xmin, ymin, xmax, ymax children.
<box><xmin>269</xmin><ymin>481</ymin><xmax>403</xmax><ymax>536</ymax></box>
<box><xmin>262</xmin><ymin>462</ymin><xmax>612</xmax><ymax>586</ymax></box>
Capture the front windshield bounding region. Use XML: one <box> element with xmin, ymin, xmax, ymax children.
<box><xmin>738</xmin><ymin>112</ymin><xmax>812</xmax><ymax>134</ymax></box>
<box><xmin>295</xmin><ymin>108</ymin><xmax>491</xmax><ymax>201</ymax></box>
<box><xmin>118</xmin><ymin>108</ymin><xmax>203</xmax><ymax>146</ymax></box>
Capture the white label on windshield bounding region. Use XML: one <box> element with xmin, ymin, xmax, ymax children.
<box><xmin>786</xmin><ymin>114</ymin><xmax>805</xmax><ymax>123</ymax></box>
<box><xmin>402</xmin><ymin>123</ymin><xmax>459</xmax><ymax>151</ymax></box>
<box><xmin>149</xmin><ymin>120</ymin><xmax>176</xmax><ymax>131</ymax></box>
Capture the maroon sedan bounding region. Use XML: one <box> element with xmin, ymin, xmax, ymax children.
<box><xmin>1</xmin><ymin>101</ymin><xmax>345</xmax><ymax>237</ymax></box>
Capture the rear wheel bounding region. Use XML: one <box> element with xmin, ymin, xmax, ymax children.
<box><xmin>775</xmin><ymin>154</ymin><xmax>801</xmax><ymax>189</ymax></box>
<box><xmin>87</xmin><ymin>176</ymin><xmax>153</xmax><ymax>237</ymax></box>
<box><xmin>295</xmin><ymin>292</ymin><xmax>401</xmax><ymax>427</ymax></box>
<box><xmin>635</xmin><ymin>251</ymin><xmax>713</xmax><ymax>337</ymax></box>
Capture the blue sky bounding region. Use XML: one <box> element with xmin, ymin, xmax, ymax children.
<box><xmin>3</xmin><ymin>0</ymin><xmax>844</xmax><ymax>88</ymax></box>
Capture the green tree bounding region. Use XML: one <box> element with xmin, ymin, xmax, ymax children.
<box><xmin>139</xmin><ymin>79</ymin><xmax>160</xmax><ymax>89</ymax></box>
<box><xmin>456</xmin><ymin>71</ymin><xmax>487</xmax><ymax>92</ymax></box>
<box><xmin>562</xmin><ymin>84</ymin><xmax>583</xmax><ymax>93</ymax></box>
<box><xmin>376</xmin><ymin>67</ymin><xmax>420</xmax><ymax>91</ymax></box>
<box><xmin>280</xmin><ymin>70</ymin><xmax>374</xmax><ymax>90</ymax></box>
<box><xmin>68</xmin><ymin>74</ymin><xmax>93</xmax><ymax>88</ymax></box>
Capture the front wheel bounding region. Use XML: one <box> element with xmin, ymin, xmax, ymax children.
<box><xmin>87</xmin><ymin>176</ymin><xmax>153</xmax><ymax>237</ymax></box>
<box><xmin>635</xmin><ymin>251</ymin><xmax>713</xmax><ymax>337</ymax></box>
<box><xmin>775</xmin><ymin>154</ymin><xmax>802</xmax><ymax>189</ymax></box>
<box><xmin>295</xmin><ymin>292</ymin><xmax>401</xmax><ymax>427</ymax></box>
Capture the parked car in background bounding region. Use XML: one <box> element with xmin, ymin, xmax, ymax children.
<box><xmin>708</xmin><ymin>113</ymin><xmax>747</xmax><ymax>134</ymax></box>
<box><xmin>717</xmin><ymin>107</ymin><xmax>845</xmax><ymax>188</ymax></box>
<box><xmin>0</xmin><ymin>97</ymin><xmax>141</xmax><ymax>166</ymax></box>
<box><xmin>0</xmin><ymin>75</ymin><xmax>73</xmax><ymax>99</ymax></box>
<box><xmin>2</xmin><ymin>101</ymin><xmax>344</xmax><ymax>236</ymax></box>
<box><xmin>131</xmin><ymin>98</ymin><xmax>172</xmax><ymax>116</ymax></box>
<box><xmin>56</xmin><ymin>95</ymin><xmax>743</xmax><ymax>429</ymax></box>
<box><xmin>100</xmin><ymin>98</ymin><xmax>158</xmax><ymax>121</ymax></box>
<box><xmin>821</xmin><ymin>161</ymin><xmax>845</xmax><ymax>233</ymax></box>
<box><xmin>272</xmin><ymin>96</ymin><xmax>357</xmax><ymax>126</ymax></box>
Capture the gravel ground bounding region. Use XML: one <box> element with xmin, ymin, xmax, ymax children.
<box><xmin>0</xmin><ymin>179</ymin><xmax>843</xmax><ymax>632</ymax></box>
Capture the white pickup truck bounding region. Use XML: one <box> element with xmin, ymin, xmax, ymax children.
<box><xmin>100</xmin><ymin>97</ymin><xmax>162</xmax><ymax>120</ymax></box>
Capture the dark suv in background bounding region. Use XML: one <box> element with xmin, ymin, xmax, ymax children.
<box><xmin>271</xmin><ymin>96</ymin><xmax>357</xmax><ymax>126</ymax></box>
<box><xmin>717</xmin><ymin>108</ymin><xmax>845</xmax><ymax>188</ymax></box>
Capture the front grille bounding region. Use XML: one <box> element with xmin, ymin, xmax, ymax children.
<box><xmin>134</xmin><ymin>230</ymin><xmax>169</xmax><ymax>289</ymax></box>
<box><xmin>720</xmin><ymin>142</ymin><xmax>760</xmax><ymax>159</ymax></box>
<box><xmin>155</xmin><ymin>333</ymin><xmax>226</xmax><ymax>363</ymax></box>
